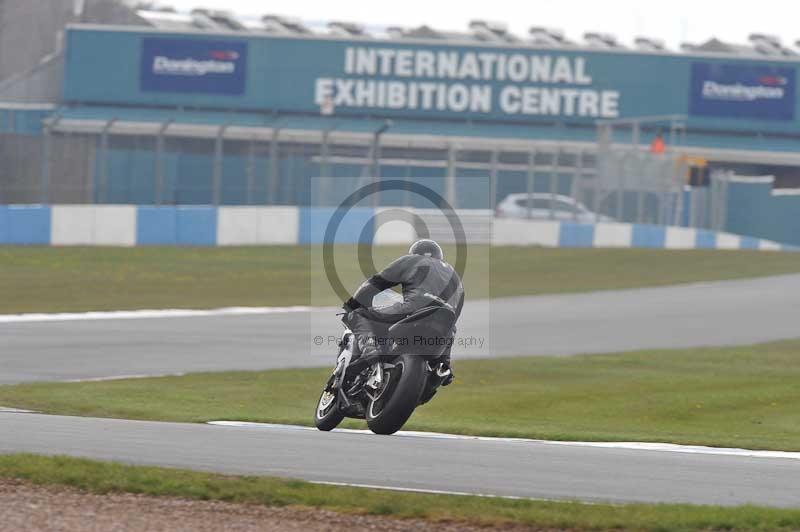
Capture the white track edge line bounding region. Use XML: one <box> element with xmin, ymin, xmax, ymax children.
<box><xmin>0</xmin><ymin>306</ymin><xmax>332</xmax><ymax>323</ymax></box>
<box><xmin>59</xmin><ymin>373</ymin><xmax>187</xmax><ymax>383</ymax></box>
<box><xmin>207</xmin><ymin>421</ymin><xmax>800</xmax><ymax>460</ymax></box>
<box><xmin>308</xmin><ymin>480</ymin><xmax>532</xmax><ymax>501</ymax></box>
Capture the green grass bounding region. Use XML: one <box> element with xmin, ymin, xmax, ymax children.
<box><xmin>1</xmin><ymin>246</ymin><xmax>800</xmax><ymax>313</ymax></box>
<box><xmin>1</xmin><ymin>454</ymin><xmax>799</xmax><ymax>531</ymax></box>
<box><xmin>3</xmin><ymin>340</ymin><xmax>800</xmax><ymax>451</ymax></box>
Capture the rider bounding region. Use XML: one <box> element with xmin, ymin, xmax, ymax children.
<box><xmin>342</xmin><ymin>239</ymin><xmax>464</xmax><ymax>385</ymax></box>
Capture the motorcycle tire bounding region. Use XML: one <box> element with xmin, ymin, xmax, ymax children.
<box><xmin>366</xmin><ymin>354</ymin><xmax>427</xmax><ymax>435</ymax></box>
<box><xmin>314</xmin><ymin>385</ymin><xmax>345</xmax><ymax>431</ymax></box>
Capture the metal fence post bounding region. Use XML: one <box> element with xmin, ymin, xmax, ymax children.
<box><xmin>154</xmin><ymin>119</ymin><xmax>172</xmax><ymax>206</ymax></box>
<box><xmin>40</xmin><ymin>115</ymin><xmax>60</xmax><ymax>204</ymax></box>
<box><xmin>318</xmin><ymin>126</ymin><xmax>336</xmax><ymax>206</ymax></box>
<box><xmin>526</xmin><ymin>149</ymin><xmax>536</xmax><ymax>219</ymax></box>
<box><xmin>571</xmin><ymin>150</ymin><xmax>583</xmax><ymax>221</ymax></box>
<box><xmin>98</xmin><ymin>118</ymin><xmax>116</xmax><ymax>204</ymax></box>
<box><xmin>635</xmin><ymin>153</ymin><xmax>646</xmax><ymax>224</ymax></box>
<box><xmin>212</xmin><ymin>124</ymin><xmax>227</xmax><ymax>206</ymax></box>
<box><xmin>404</xmin><ymin>141</ymin><xmax>412</xmax><ymax>207</ymax></box>
<box><xmin>720</xmin><ymin>174</ymin><xmax>729</xmax><ymax>232</ymax></box>
<box><xmin>40</xmin><ymin>131</ymin><xmax>51</xmax><ymax>204</ymax></box>
<box><xmin>709</xmin><ymin>171</ymin><xmax>730</xmax><ymax>232</ymax></box>
<box><xmin>320</xmin><ymin>126</ymin><xmax>333</xmax><ymax>179</ymax></box>
<box><xmin>616</xmin><ymin>151</ymin><xmax>629</xmax><ymax>221</ymax></box>
<box><xmin>445</xmin><ymin>143</ymin><xmax>456</xmax><ymax>208</ymax></box>
<box><xmin>549</xmin><ymin>147</ymin><xmax>559</xmax><ymax>220</ymax></box>
<box><xmin>246</xmin><ymin>138</ymin><xmax>255</xmax><ymax>205</ymax></box>
<box><xmin>269</xmin><ymin>128</ymin><xmax>281</xmax><ymax>205</ymax></box>
<box><xmin>673</xmin><ymin>157</ymin><xmax>686</xmax><ymax>227</ymax></box>
<box><xmin>489</xmin><ymin>149</ymin><xmax>498</xmax><ymax>210</ymax></box>
<box><xmin>371</xmin><ymin>120</ymin><xmax>391</xmax><ymax>208</ymax></box>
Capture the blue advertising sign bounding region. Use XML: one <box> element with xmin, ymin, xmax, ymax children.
<box><xmin>140</xmin><ymin>38</ymin><xmax>247</xmax><ymax>94</ymax></box>
<box><xmin>689</xmin><ymin>62</ymin><xmax>795</xmax><ymax>121</ymax></box>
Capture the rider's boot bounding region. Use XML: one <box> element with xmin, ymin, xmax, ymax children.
<box><xmin>437</xmin><ymin>350</ymin><xmax>454</xmax><ymax>386</ymax></box>
<box><xmin>347</xmin><ymin>336</ymin><xmax>381</xmax><ymax>373</ymax></box>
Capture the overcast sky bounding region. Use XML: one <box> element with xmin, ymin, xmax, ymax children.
<box><xmin>165</xmin><ymin>0</ymin><xmax>799</xmax><ymax>50</ymax></box>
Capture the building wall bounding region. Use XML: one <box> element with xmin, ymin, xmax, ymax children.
<box><xmin>0</xmin><ymin>0</ymin><xmax>143</xmax><ymax>102</ymax></box>
<box><xmin>63</xmin><ymin>26</ymin><xmax>800</xmax><ymax>136</ymax></box>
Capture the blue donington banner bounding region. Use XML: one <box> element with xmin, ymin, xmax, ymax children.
<box><xmin>140</xmin><ymin>38</ymin><xmax>247</xmax><ymax>95</ymax></box>
<box><xmin>689</xmin><ymin>62</ymin><xmax>796</xmax><ymax>121</ymax></box>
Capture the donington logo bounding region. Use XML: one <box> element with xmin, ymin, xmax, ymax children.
<box><xmin>141</xmin><ymin>38</ymin><xmax>247</xmax><ymax>94</ymax></box>
<box><xmin>690</xmin><ymin>62</ymin><xmax>795</xmax><ymax>120</ymax></box>
<box><xmin>152</xmin><ymin>51</ymin><xmax>238</xmax><ymax>76</ymax></box>
<box><xmin>702</xmin><ymin>80</ymin><xmax>785</xmax><ymax>102</ymax></box>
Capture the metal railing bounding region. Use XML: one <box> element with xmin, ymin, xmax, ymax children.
<box><xmin>0</xmin><ymin>115</ymin><xmax>721</xmax><ymax>231</ymax></box>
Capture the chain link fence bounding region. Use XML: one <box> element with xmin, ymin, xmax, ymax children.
<box><xmin>592</xmin><ymin>115</ymin><xmax>690</xmax><ymax>226</ymax></box>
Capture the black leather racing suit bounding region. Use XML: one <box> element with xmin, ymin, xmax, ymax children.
<box><xmin>344</xmin><ymin>254</ymin><xmax>464</xmax><ymax>365</ymax></box>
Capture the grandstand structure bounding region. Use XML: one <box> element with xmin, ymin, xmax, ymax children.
<box><xmin>1</xmin><ymin>0</ymin><xmax>800</xmax><ymax>231</ymax></box>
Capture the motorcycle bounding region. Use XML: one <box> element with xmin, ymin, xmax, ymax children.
<box><xmin>314</xmin><ymin>290</ymin><xmax>455</xmax><ymax>435</ymax></box>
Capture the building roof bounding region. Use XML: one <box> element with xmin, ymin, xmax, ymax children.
<box><xmin>123</xmin><ymin>2</ymin><xmax>800</xmax><ymax>58</ymax></box>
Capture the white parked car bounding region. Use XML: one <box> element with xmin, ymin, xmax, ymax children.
<box><xmin>495</xmin><ymin>193</ymin><xmax>614</xmax><ymax>223</ymax></box>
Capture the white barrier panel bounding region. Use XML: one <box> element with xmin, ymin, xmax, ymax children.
<box><xmin>717</xmin><ymin>233</ymin><xmax>742</xmax><ymax>249</ymax></box>
<box><xmin>415</xmin><ymin>209</ymin><xmax>493</xmax><ymax>245</ymax></box>
<box><xmin>492</xmin><ymin>219</ymin><xmax>559</xmax><ymax>246</ymax></box>
<box><xmin>257</xmin><ymin>207</ymin><xmax>299</xmax><ymax>244</ymax></box>
<box><xmin>759</xmin><ymin>239</ymin><xmax>781</xmax><ymax>251</ymax></box>
<box><xmin>51</xmin><ymin>205</ymin><xmax>94</xmax><ymax>245</ymax></box>
<box><xmin>51</xmin><ymin>205</ymin><xmax>135</xmax><ymax>246</ymax></box>
<box><xmin>95</xmin><ymin>206</ymin><xmax>136</xmax><ymax>246</ymax></box>
<box><xmin>716</xmin><ymin>232</ymin><xmax>741</xmax><ymax>250</ymax></box>
<box><xmin>664</xmin><ymin>226</ymin><xmax>697</xmax><ymax>249</ymax></box>
<box><xmin>373</xmin><ymin>208</ymin><xmax>416</xmax><ymax>245</ymax></box>
<box><xmin>217</xmin><ymin>207</ymin><xmax>299</xmax><ymax>245</ymax></box>
<box><xmin>217</xmin><ymin>207</ymin><xmax>259</xmax><ymax>245</ymax></box>
<box><xmin>593</xmin><ymin>223</ymin><xmax>633</xmax><ymax>248</ymax></box>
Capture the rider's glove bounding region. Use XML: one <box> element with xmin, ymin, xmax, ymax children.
<box><xmin>343</xmin><ymin>297</ymin><xmax>360</xmax><ymax>313</ymax></box>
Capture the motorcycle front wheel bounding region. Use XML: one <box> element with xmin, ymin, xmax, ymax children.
<box><xmin>314</xmin><ymin>376</ymin><xmax>345</xmax><ymax>431</ymax></box>
<box><xmin>366</xmin><ymin>354</ymin><xmax>427</xmax><ymax>435</ymax></box>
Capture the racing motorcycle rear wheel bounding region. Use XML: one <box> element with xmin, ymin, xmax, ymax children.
<box><xmin>365</xmin><ymin>354</ymin><xmax>427</xmax><ymax>435</ymax></box>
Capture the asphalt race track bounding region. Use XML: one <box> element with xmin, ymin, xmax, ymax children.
<box><xmin>3</xmin><ymin>274</ymin><xmax>800</xmax><ymax>506</ymax></box>
<box><xmin>1</xmin><ymin>412</ymin><xmax>799</xmax><ymax>507</ymax></box>
<box><xmin>3</xmin><ymin>274</ymin><xmax>800</xmax><ymax>384</ymax></box>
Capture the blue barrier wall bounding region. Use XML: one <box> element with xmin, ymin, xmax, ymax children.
<box><xmin>724</xmin><ymin>179</ymin><xmax>800</xmax><ymax>245</ymax></box>
<box><xmin>136</xmin><ymin>206</ymin><xmax>218</xmax><ymax>245</ymax></box>
<box><xmin>0</xmin><ymin>205</ymin><xmax>51</xmax><ymax>244</ymax></box>
<box><xmin>558</xmin><ymin>223</ymin><xmax>594</xmax><ymax>247</ymax></box>
<box><xmin>631</xmin><ymin>225</ymin><xmax>667</xmax><ymax>248</ymax></box>
<box><xmin>298</xmin><ymin>207</ymin><xmax>375</xmax><ymax>244</ymax></box>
